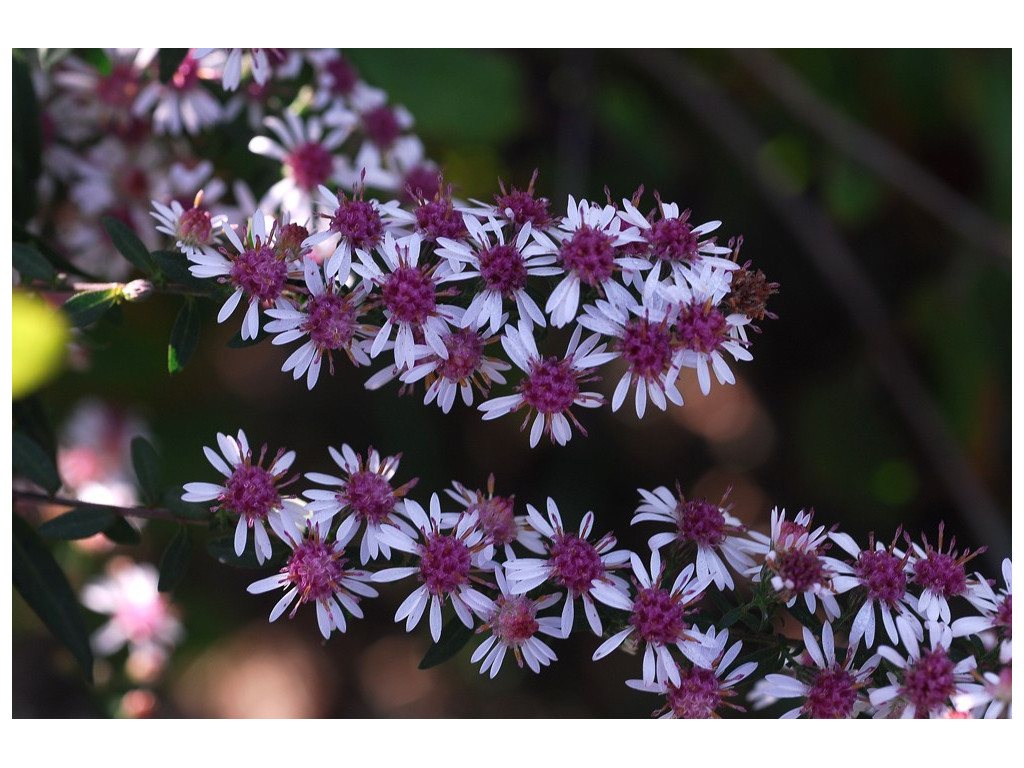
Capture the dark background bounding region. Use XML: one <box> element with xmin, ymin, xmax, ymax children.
<box><xmin>13</xmin><ymin>49</ymin><xmax>1011</xmax><ymax>717</ymax></box>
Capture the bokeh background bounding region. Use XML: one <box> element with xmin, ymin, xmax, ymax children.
<box><xmin>12</xmin><ymin>49</ymin><xmax>1012</xmax><ymax>717</ymax></box>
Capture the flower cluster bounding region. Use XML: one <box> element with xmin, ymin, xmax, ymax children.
<box><xmin>182</xmin><ymin>433</ymin><xmax>1012</xmax><ymax>718</ymax></box>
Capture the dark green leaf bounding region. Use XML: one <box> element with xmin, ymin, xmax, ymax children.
<box><xmin>168</xmin><ymin>299</ymin><xmax>200</xmax><ymax>374</ymax></box>
<box><xmin>13</xmin><ymin>222</ymin><xmax>101</xmax><ymax>280</ymax></box>
<box><xmin>13</xmin><ymin>515</ymin><xmax>94</xmax><ymax>682</ymax></box>
<box><xmin>158</xmin><ymin>49</ymin><xmax>189</xmax><ymax>83</ymax></box>
<box><xmin>104</xmin><ymin>517</ymin><xmax>142</xmax><ymax>545</ymax></box>
<box><xmin>12</xmin><ymin>430</ymin><xmax>61</xmax><ymax>494</ymax></box>
<box><xmin>130</xmin><ymin>436</ymin><xmax>162</xmax><ymax>506</ymax></box>
<box><xmin>13</xmin><ymin>242</ymin><xmax>55</xmax><ymax>284</ymax></box>
<box><xmin>12</xmin><ymin>56</ymin><xmax>41</xmax><ymax>225</ymax></box>
<box><xmin>161</xmin><ymin>488</ymin><xmax>212</xmax><ymax>521</ymax></box>
<box><xmin>151</xmin><ymin>250</ymin><xmax>215</xmax><ymax>292</ymax></box>
<box><xmin>102</xmin><ymin>216</ymin><xmax>157</xmax><ymax>276</ymax></box>
<box><xmin>206</xmin><ymin>534</ymin><xmax>270</xmax><ymax>569</ymax></box>
<box><xmin>13</xmin><ymin>395</ymin><xmax>57</xmax><ymax>464</ymax></box>
<box><xmin>158</xmin><ymin>529</ymin><xmax>192</xmax><ymax>593</ymax></box>
<box><xmin>37</xmin><ymin>507</ymin><xmax>115</xmax><ymax>540</ymax></box>
<box><xmin>418</xmin><ymin>617</ymin><xmax>475</xmax><ymax>670</ymax></box>
<box><xmin>62</xmin><ymin>288</ymin><xmax>122</xmax><ymax>327</ymax></box>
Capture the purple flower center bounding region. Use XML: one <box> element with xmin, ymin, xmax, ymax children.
<box><xmin>363</xmin><ymin>105</ymin><xmax>401</xmax><ymax>149</ymax></box>
<box><xmin>97</xmin><ymin>62</ymin><xmax>141</xmax><ymax>108</ymax></box>
<box><xmin>646</xmin><ymin>217</ymin><xmax>699</xmax><ymax>263</ymax></box>
<box><xmin>548</xmin><ymin>533</ymin><xmax>604</xmax><ymax>597</ymax></box>
<box><xmin>286</xmin><ymin>141</ymin><xmax>334</xmax><ymax>191</ymax></box>
<box><xmin>437</xmin><ymin>328</ymin><xmax>484</xmax><ymax>381</ymax></box>
<box><xmin>223</xmin><ymin>464</ymin><xmax>281</xmax><ymax>523</ymax></box>
<box><xmin>419</xmin><ymin>532</ymin><xmax>471</xmax><ymax>596</ymax></box>
<box><xmin>773</xmin><ymin>549</ymin><xmax>828</xmax><ymax>594</ymax></box>
<box><xmin>402</xmin><ymin>166</ymin><xmax>441</xmax><ymax>202</ymax></box>
<box><xmin>287</xmin><ymin>539</ymin><xmax>346</xmax><ymax>603</ymax></box>
<box><xmin>492</xmin><ymin>595</ymin><xmax>540</xmax><ymax>644</ymax></box>
<box><xmin>855</xmin><ymin>549</ymin><xmax>907</xmax><ymax>606</ymax></box>
<box><xmin>900</xmin><ymin>647</ymin><xmax>956</xmax><ymax>716</ymax></box>
<box><xmin>494</xmin><ymin>189</ymin><xmax>551</xmax><ymax>229</ymax></box>
<box><xmin>913</xmin><ymin>551</ymin><xmax>968</xmax><ymax>598</ymax></box>
<box><xmin>304</xmin><ymin>292</ymin><xmax>357</xmax><ymax>351</ymax></box>
<box><xmin>629</xmin><ymin>586</ymin><xmax>687</xmax><ymax>646</ymax></box>
<box><xmin>802</xmin><ymin>667</ymin><xmax>858</xmax><ymax>718</ymax></box>
<box><xmin>519</xmin><ymin>358</ymin><xmax>579</xmax><ymax>415</ymax></box>
<box><xmin>666</xmin><ymin>666</ymin><xmax>722</xmax><ymax>718</ymax></box>
<box><xmin>325</xmin><ymin>56</ymin><xmax>358</xmax><ymax>96</ymax></box>
<box><xmin>414</xmin><ymin>199</ymin><xmax>466</xmax><ymax>242</ymax></box>
<box><xmin>329</xmin><ymin>198</ymin><xmax>384</xmax><ymax>251</ymax></box>
<box><xmin>469</xmin><ymin>496</ymin><xmax>518</xmax><ymax>546</ymax></box>
<box><xmin>619</xmin><ymin>317</ymin><xmax>674</xmax><ymax>380</ymax></box>
<box><xmin>381</xmin><ymin>265</ymin><xmax>437</xmax><ymax>325</ymax></box>
<box><xmin>171</xmin><ymin>55</ymin><xmax>200</xmax><ymax>91</ymax></box>
<box><xmin>340</xmin><ymin>470</ymin><xmax>395</xmax><ymax>524</ymax></box>
<box><xmin>559</xmin><ymin>225</ymin><xmax>615</xmax><ymax>286</ymax></box>
<box><xmin>179</xmin><ymin>207</ymin><xmax>212</xmax><ymax>244</ymax></box>
<box><xmin>478</xmin><ymin>243</ymin><xmax>528</xmax><ymax>295</ymax></box>
<box><xmin>677</xmin><ymin>499</ymin><xmax>726</xmax><ymax>548</ymax></box>
<box><xmin>229</xmin><ymin>242</ymin><xmax>287</xmax><ymax>302</ymax></box>
<box><xmin>275</xmin><ymin>222</ymin><xmax>310</xmax><ymax>261</ymax></box>
<box><xmin>675</xmin><ymin>300</ymin><xmax>728</xmax><ymax>355</ymax></box>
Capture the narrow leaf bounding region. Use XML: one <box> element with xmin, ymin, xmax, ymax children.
<box><xmin>104</xmin><ymin>517</ymin><xmax>142</xmax><ymax>545</ymax></box>
<box><xmin>151</xmin><ymin>250</ymin><xmax>214</xmax><ymax>292</ymax></box>
<box><xmin>14</xmin><ymin>222</ymin><xmax>101</xmax><ymax>280</ymax></box>
<box><xmin>130</xmin><ymin>436</ymin><xmax>162</xmax><ymax>506</ymax></box>
<box><xmin>168</xmin><ymin>299</ymin><xmax>200</xmax><ymax>374</ymax></box>
<box><xmin>158</xmin><ymin>529</ymin><xmax>192</xmax><ymax>593</ymax></box>
<box><xmin>418</xmin><ymin>617</ymin><xmax>475</xmax><ymax>670</ymax></box>
<box><xmin>62</xmin><ymin>288</ymin><xmax>122</xmax><ymax>327</ymax></box>
<box><xmin>37</xmin><ymin>507</ymin><xmax>115</xmax><ymax>540</ymax></box>
<box><xmin>13</xmin><ymin>242</ymin><xmax>55</xmax><ymax>284</ymax></box>
<box><xmin>102</xmin><ymin>216</ymin><xmax>157</xmax><ymax>275</ymax></box>
<box><xmin>13</xmin><ymin>515</ymin><xmax>94</xmax><ymax>682</ymax></box>
<box><xmin>12</xmin><ymin>430</ymin><xmax>61</xmax><ymax>494</ymax></box>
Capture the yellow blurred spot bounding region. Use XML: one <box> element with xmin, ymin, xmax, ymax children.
<box><xmin>12</xmin><ymin>291</ymin><xmax>69</xmax><ymax>399</ymax></box>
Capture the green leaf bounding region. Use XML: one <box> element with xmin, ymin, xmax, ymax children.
<box><xmin>12</xmin><ymin>55</ymin><xmax>41</xmax><ymax>225</ymax></box>
<box><xmin>161</xmin><ymin>488</ymin><xmax>212</xmax><ymax>521</ymax></box>
<box><xmin>130</xmin><ymin>436</ymin><xmax>162</xmax><ymax>506</ymax></box>
<box><xmin>12</xmin><ymin>515</ymin><xmax>94</xmax><ymax>682</ymax></box>
<box><xmin>206</xmin><ymin>534</ymin><xmax>269</xmax><ymax>569</ymax></box>
<box><xmin>102</xmin><ymin>216</ymin><xmax>157</xmax><ymax>276</ymax></box>
<box><xmin>104</xmin><ymin>517</ymin><xmax>142</xmax><ymax>545</ymax></box>
<box><xmin>12</xmin><ymin>395</ymin><xmax>58</xmax><ymax>464</ymax></box>
<box><xmin>418</xmin><ymin>617</ymin><xmax>475</xmax><ymax>670</ymax></box>
<box><xmin>62</xmin><ymin>287</ymin><xmax>122</xmax><ymax>327</ymax></box>
<box><xmin>12</xmin><ymin>430</ymin><xmax>61</xmax><ymax>494</ymax></box>
<box><xmin>14</xmin><ymin>222</ymin><xmax>101</xmax><ymax>280</ymax></box>
<box><xmin>168</xmin><ymin>299</ymin><xmax>200</xmax><ymax>374</ymax></box>
<box><xmin>158</xmin><ymin>529</ymin><xmax>192</xmax><ymax>593</ymax></box>
<box><xmin>13</xmin><ymin>242</ymin><xmax>55</xmax><ymax>284</ymax></box>
<box><xmin>151</xmin><ymin>250</ymin><xmax>214</xmax><ymax>292</ymax></box>
<box><xmin>37</xmin><ymin>507</ymin><xmax>115</xmax><ymax>540</ymax></box>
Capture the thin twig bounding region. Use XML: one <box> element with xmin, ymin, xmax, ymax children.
<box><xmin>731</xmin><ymin>49</ymin><xmax>1011</xmax><ymax>266</ymax></box>
<box><xmin>13</xmin><ymin>489</ymin><xmax>209</xmax><ymax>526</ymax></box>
<box><xmin>622</xmin><ymin>50</ymin><xmax>1008</xmax><ymax>568</ymax></box>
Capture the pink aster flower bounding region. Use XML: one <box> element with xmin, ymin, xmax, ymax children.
<box><xmin>471</xmin><ymin>564</ymin><xmax>563</xmax><ymax>678</ymax></box>
<box><xmin>186</xmin><ymin>210</ymin><xmax>294</xmax><ymax>340</ymax></box>
<box><xmin>905</xmin><ymin>522</ymin><xmax>990</xmax><ymax>625</ymax></box>
<box><xmin>248</xmin><ymin>112</ymin><xmax>354</xmax><ymax>225</ymax></box>
<box><xmin>356</xmin><ymin>232</ymin><xmax>461</xmax><ymax>372</ymax></box>
<box><xmin>246</xmin><ymin>516</ymin><xmax>378</xmax><ymax>639</ymax></box>
<box><xmin>953</xmin><ymin>665</ymin><xmax>1012</xmax><ymax>719</ymax></box>
<box><xmin>193</xmin><ymin>48</ymin><xmax>280</xmax><ymax>91</ymax></box>
<box><xmin>870</xmin><ymin>620</ymin><xmax>979</xmax><ymax>718</ymax></box>
<box><xmin>503</xmin><ymin>498</ymin><xmax>632</xmax><ymax>637</ymax></box>
<box><xmin>478</xmin><ymin>321</ymin><xmax>615</xmax><ymax>447</ymax></box>
<box><xmin>750</xmin><ymin>621</ymin><xmax>880</xmax><ymax>718</ymax></box>
<box><xmin>263</xmin><ymin>257</ymin><xmax>373</xmax><ymax>389</ymax></box>
<box><xmin>399</xmin><ymin>326</ymin><xmax>511</xmax><ymax>414</ymax></box>
<box><xmin>301</xmin><ymin>444</ymin><xmax>418</xmax><ymax>565</ymax></box>
<box><xmin>626</xmin><ymin>627</ymin><xmax>757</xmax><ymax>719</ymax></box>
<box><xmin>592</xmin><ymin>551</ymin><xmax>714</xmax><ymax>686</ymax></box>
<box><xmin>371</xmin><ymin>494</ymin><xmax>495</xmax><ymax>642</ymax></box>
<box><xmin>133</xmin><ymin>50</ymin><xmax>223</xmax><ymax>136</ymax></box>
<box><xmin>436</xmin><ymin>215</ymin><xmax>559</xmax><ymax>334</ymax></box>
<box><xmin>181</xmin><ymin>429</ymin><xmax>303</xmax><ymax>565</ymax></box>
<box><xmin>303</xmin><ymin>181</ymin><xmax>404</xmax><ymax>283</ymax></box>
<box><xmin>951</xmin><ymin>557</ymin><xmax>1011</xmax><ymax>663</ymax></box>
<box><xmin>745</xmin><ymin>507</ymin><xmax>841</xmax><ymax>620</ymax></box>
<box><xmin>80</xmin><ymin>558</ymin><xmax>183</xmax><ymax>657</ymax></box>
<box><xmin>444</xmin><ymin>474</ymin><xmax>545</xmax><ymax>559</ymax></box>
<box><xmin>534</xmin><ymin>194</ymin><xmax>646</xmax><ymax>328</ymax></box>
<box><xmin>52</xmin><ymin>48</ymin><xmax>157</xmax><ymax>135</ymax></box>
<box><xmin>824</xmin><ymin>529</ymin><xmax>923</xmax><ymax>650</ymax></box>
<box><xmin>632</xmin><ymin>485</ymin><xmax>756</xmax><ymax>591</ymax></box>
<box><xmin>150</xmin><ymin>189</ymin><xmax>226</xmax><ymax>260</ymax></box>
